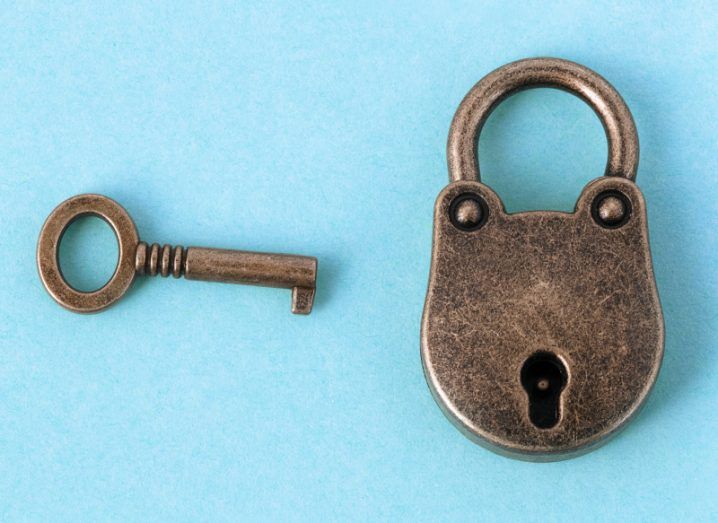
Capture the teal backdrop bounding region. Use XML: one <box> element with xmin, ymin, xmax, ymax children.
<box><xmin>1</xmin><ymin>2</ymin><xmax>716</xmax><ymax>521</ymax></box>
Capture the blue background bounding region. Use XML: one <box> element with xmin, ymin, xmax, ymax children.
<box><xmin>1</xmin><ymin>2</ymin><xmax>716</xmax><ymax>521</ymax></box>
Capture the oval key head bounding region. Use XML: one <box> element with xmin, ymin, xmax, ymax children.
<box><xmin>421</xmin><ymin>58</ymin><xmax>664</xmax><ymax>461</ymax></box>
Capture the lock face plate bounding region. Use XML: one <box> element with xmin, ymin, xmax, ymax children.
<box><xmin>421</xmin><ymin>176</ymin><xmax>664</xmax><ymax>461</ymax></box>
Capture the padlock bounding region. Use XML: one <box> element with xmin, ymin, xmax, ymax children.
<box><xmin>421</xmin><ymin>58</ymin><xmax>664</xmax><ymax>461</ymax></box>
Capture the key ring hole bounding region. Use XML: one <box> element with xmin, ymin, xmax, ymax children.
<box><xmin>37</xmin><ymin>194</ymin><xmax>139</xmax><ymax>313</ymax></box>
<box><xmin>58</xmin><ymin>214</ymin><xmax>120</xmax><ymax>292</ymax></box>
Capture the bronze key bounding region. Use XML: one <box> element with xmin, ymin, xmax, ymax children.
<box><xmin>37</xmin><ymin>194</ymin><xmax>317</xmax><ymax>314</ymax></box>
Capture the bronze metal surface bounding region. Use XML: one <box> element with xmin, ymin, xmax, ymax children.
<box><xmin>184</xmin><ymin>248</ymin><xmax>316</xmax><ymax>314</ymax></box>
<box><xmin>447</xmin><ymin>57</ymin><xmax>639</xmax><ymax>182</ymax></box>
<box><xmin>422</xmin><ymin>58</ymin><xmax>664</xmax><ymax>461</ymax></box>
<box><xmin>38</xmin><ymin>194</ymin><xmax>317</xmax><ymax>314</ymax></box>
<box><xmin>36</xmin><ymin>194</ymin><xmax>139</xmax><ymax>313</ymax></box>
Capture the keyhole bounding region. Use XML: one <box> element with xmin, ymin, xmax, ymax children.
<box><xmin>520</xmin><ymin>352</ymin><xmax>568</xmax><ymax>429</ymax></box>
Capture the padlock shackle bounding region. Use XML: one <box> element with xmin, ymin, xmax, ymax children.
<box><xmin>447</xmin><ymin>57</ymin><xmax>639</xmax><ymax>182</ymax></box>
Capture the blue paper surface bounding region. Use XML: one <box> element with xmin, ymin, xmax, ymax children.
<box><xmin>1</xmin><ymin>2</ymin><xmax>716</xmax><ymax>520</ymax></box>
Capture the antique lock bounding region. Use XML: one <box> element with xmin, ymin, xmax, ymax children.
<box><xmin>421</xmin><ymin>58</ymin><xmax>664</xmax><ymax>461</ymax></box>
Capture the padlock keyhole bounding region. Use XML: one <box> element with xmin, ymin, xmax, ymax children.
<box><xmin>520</xmin><ymin>352</ymin><xmax>568</xmax><ymax>429</ymax></box>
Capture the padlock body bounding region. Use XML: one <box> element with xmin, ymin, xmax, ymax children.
<box><xmin>421</xmin><ymin>177</ymin><xmax>663</xmax><ymax>461</ymax></box>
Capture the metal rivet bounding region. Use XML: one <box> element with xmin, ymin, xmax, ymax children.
<box><xmin>449</xmin><ymin>194</ymin><xmax>488</xmax><ymax>231</ymax></box>
<box><xmin>598</xmin><ymin>196</ymin><xmax>626</xmax><ymax>225</ymax></box>
<box><xmin>592</xmin><ymin>191</ymin><xmax>632</xmax><ymax>229</ymax></box>
<box><xmin>455</xmin><ymin>199</ymin><xmax>482</xmax><ymax>228</ymax></box>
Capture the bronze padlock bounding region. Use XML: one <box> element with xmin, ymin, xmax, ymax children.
<box><xmin>421</xmin><ymin>58</ymin><xmax>664</xmax><ymax>461</ymax></box>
